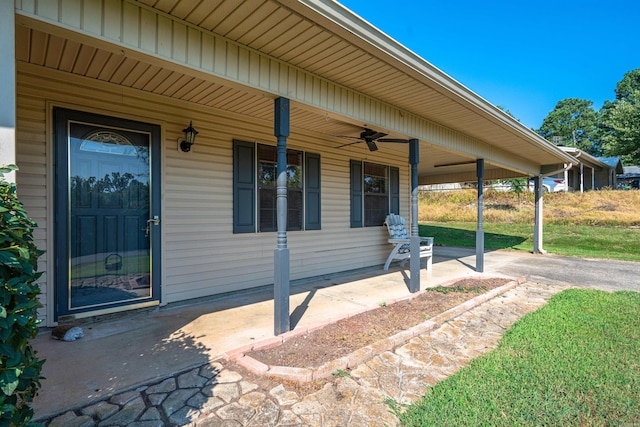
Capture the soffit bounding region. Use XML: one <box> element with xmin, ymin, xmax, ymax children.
<box><xmin>134</xmin><ymin>0</ymin><xmax>571</xmax><ymax>168</ymax></box>
<box><xmin>15</xmin><ymin>23</ymin><xmax>522</xmax><ymax>184</ymax></box>
<box><xmin>15</xmin><ymin>0</ymin><xmax>575</xmax><ymax>183</ymax></box>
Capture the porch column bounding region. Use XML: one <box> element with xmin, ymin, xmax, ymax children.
<box><xmin>533</xmin><ymin>176</ymin><xmax>546</xmax><ymax>254</ymax></box>
<box><xmin>273</xmin><ymin>97</ymin><xmax>290</xmax><ymax>335</ymax></box>
<box><xmin>408</xmin><ymin>139</ymin><xmax>420</xmax><ymax>293</ymax></box>
<box><xmin>564</xmin><ymin>165</ymin><xmax>569</xmax><ymax>192</ymax></box>
<box><xmin>580</xmin><ymin>163</ymin><xmax>584</xmax><ymax>193</ymax></box>
<box><xmin>476</xmin><ymin>159</ymin><xmax>484</xmax><ymax>272</ymax></box>
<box><xmin>0</xmin><ymin>2</ymin><xmax>16</xmax><ymax>182</ymax></box>
<box><xmin>591</xmin><ymin>167</ymin><xmax>595</xmax><ymax>190</ymax></box>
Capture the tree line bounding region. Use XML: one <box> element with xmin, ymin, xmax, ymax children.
<box><xmin>535</xmin><ymin>68</ymin><xmax>640</xmax><ymax>165</ymax></box>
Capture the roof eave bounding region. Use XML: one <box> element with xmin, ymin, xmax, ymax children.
<box><xmin>286</xmin><ymin>0</ymin><xmax>577</xmax><ymax>167</ymax></box>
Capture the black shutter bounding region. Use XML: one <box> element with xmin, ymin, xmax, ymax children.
<box><xmin>350</xmin><ymin>160</ymin><xmax>363</xmax><ymax>228</ymax></box>
<box><xmin>233</xmin><ymin>140</ymin><xmax>255</xmax><ymax>233</ymax></box>
<box><xmin>390</xmin><ymin>166</ymin><xmax>400</xmax><ymax>214</ymax></box>
<box><xmin>305</xmin><ymin>153</ymin><xmax>321</xmax><ymax>230</ymax></box>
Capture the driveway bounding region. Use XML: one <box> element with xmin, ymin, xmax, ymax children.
<box><xmin>435</xmin><ymin>246</ymin><xmax>640</xmax><ymax>293</ymax></box>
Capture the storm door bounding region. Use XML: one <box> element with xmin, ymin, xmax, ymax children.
<box><xmin>54</xmin><ymin>108</ymin><xmax>161</xmax><ymax>319</ymax></box>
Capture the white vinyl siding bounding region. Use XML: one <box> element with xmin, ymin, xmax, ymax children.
<box><xmin>16</xmin><ymin>62</ymin><xmax>409</xmax><ymax>326</ymax></box>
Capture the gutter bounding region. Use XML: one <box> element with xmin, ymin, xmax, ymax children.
<box><xmin>540</xmin><ymin>163</ymin><xmax>573</xmax><ymax>179</ymax></box>
<box><xmin>292</xmin><ymin>0</ymin><xmax>579</xmax><ymax>167</ymax></box>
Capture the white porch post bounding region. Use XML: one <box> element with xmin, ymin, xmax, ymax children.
<box><xmin>591</xmin><ymin>166</ymin><xmax>595</xmax><ymax>190</ymax></box>
<box><xmin>408</xmin><ymin>139</ymin><xmax>420</xmax><ymax>293</ymax></box>
<box><xmin>273</xmin><ymin>97</ymin><xmax>290</xmax><ymax>335</ymax></box>
<box><xmin>580</xmin><ymin>163</ymin><xmax>584</xmax><ymax>193</ymax></box>
<box><xmin>564</xmin><ymin>165</ymin><xmax>569</xmax><ymax>192</ymax></box>
<box><xmin>533</xmin><ymin>176</ymin><xmax>546</xmax><ymax>254</ymax></box>
<box><xmin>0</xmin><ymin>2</ymin><xmax>16</xmax><ymax>182</ymax></box>
<box><xmin>476</xmin><ymin>159</ymin><xmax>484</xmax><ymax>272</ymax></box>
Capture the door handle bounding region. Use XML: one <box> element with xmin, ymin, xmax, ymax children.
<box><xmin>145</xmin><ymin>216</ymin><xmax>160</xmax><ymax>236</ymax></box>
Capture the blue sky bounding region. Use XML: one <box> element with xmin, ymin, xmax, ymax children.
<box><xmin>338</xmin><ymin>0</ymin><xmax>640</xmax><ymax>129</ymax></box>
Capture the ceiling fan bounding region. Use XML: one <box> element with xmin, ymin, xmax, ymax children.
<box><xmin>337</xmin><ymin>128</ymin><xmax>411</xmax><ymax>151</ymax></box>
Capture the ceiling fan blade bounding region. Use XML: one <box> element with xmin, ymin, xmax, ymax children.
<box><xmin>369</xmin><ymin>132</ymin><xmax>388</xmax><ymax>140</ymax></box>
<box><xmin>365</xmin><ymin>140</ymin><xmax>378</xmax><ymax>151</ymax></box>
<box><xmin>377</xmin><ymin>138</ymin><xmax>410</xmax><ymax>143</ymax></box>
<box><xmin>337</xmin><ymin>140</ymin><xmax>362</xmax><ymax>148</ymax></box>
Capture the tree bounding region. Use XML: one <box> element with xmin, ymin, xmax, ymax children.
<box><xmin>537</xmin><ymin>98</ymin><xmax>600</xmax><ymax>155</ymax></box>
<box><xmin>599</xmin><ymin>69</ymin><xmax>640</xmax><ymax>165</ymax></box>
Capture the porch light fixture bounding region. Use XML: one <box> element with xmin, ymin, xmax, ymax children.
<box><xmin>179</xmin><ymin>121</ymin><xmax>199</xmax><ymax>152</ymax></box>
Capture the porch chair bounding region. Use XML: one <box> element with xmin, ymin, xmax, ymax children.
<box><xmin>383</xmin><ymin>213</ymin><xmax>433</xmax><ymax>271</ymax></box>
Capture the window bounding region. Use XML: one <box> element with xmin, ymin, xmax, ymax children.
<box><xmin>350</xmin><ymin>161</ymin><xmax>399</xmax><ymax>227</ymax></box>
<box><xmin>233</xmin><ymin>140</ymin><xmax>320</xmax><ymax>233</ymax></box>
<box><xmin>258</xmin><ymin>145</ymin><xmax>302</xmax><ymax>231</ymax></box>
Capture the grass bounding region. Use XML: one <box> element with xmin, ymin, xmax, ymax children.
<box><xmin>395</xmin><ymin>288</ymin><xmax>640</xmax><ymax>426</ymax></box>
<box><xmin>420</xmin><ymin>222</ymin><xmax>640</xmax><ymax>261</ymax></box>
<box><xmin>418</xmin><ymin>189</ymin><xmax>640</xmax><ymax>261</ymax></box>
<box><xmin>72</xmin><ymin>254</ymin><xmax>150</xmax><ymax>279</ymax></box>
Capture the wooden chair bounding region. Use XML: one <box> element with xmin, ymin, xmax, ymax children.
<box><xmin>383</xmin><ymin>214</ymin><xmax>433</xmax><ymax>271</ymax></box>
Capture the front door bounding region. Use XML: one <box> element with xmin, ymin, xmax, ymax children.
<box><xmin>54</xmin><ymin>108</ymin><xmax>161</xmax><ymax>320</ymax></box>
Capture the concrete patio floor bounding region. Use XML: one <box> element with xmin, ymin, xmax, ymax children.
<box><xmin>31</xmin><ymin>246</ymin><xmax>640</xmax><ymax>420</ymax></box>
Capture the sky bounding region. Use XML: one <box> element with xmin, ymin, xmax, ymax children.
<box><xmin>338</xmin><ymin>0</ymin><xmax>640</xmax><ymax>129</ymax></box>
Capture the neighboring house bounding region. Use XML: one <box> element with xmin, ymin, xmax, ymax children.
<box><xmin>556</xmin><ymin>147</ymin><xmax>621</xmax><ymax>191</ymax></box>
<box><xmin>2</xmin><ymin>1</ymin><xmax>576</xmax><ymax>328</ymax></box>
<box><xmin>618</xmin><ymin>166</ymin><xmax>640</xmax><ymax>189</ymax></box>
<box><xmin>596</xmin><ymin>157</ymin><xmax>624</xmax><ymax>189</ymax></box>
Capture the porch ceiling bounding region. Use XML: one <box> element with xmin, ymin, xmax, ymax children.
<box><xmin>15</xmin><ymin>0</ymin><xmax>577</xmax><ymax>184</ymax></box>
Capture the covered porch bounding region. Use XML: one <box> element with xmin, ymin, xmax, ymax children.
<box><xmin>4</xmin><ymin>0</ymin><xmax>578</xmax><ymax>332</ymax></box>
<box><xmin>32</xmin><ymin>246</ymin><xmax>518</xmax><ymax>420</ymax></box>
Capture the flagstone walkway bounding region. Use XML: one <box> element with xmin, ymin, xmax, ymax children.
<box><xmin>43</xmin><ymin>281</ymin><xmax>567</xmax><ymax>426</ymax></box>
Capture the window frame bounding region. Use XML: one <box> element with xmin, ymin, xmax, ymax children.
<box><xmin>350</xmin><ymin>160</ymin><xmax>399</xmax><ymax>228</ymax></box>
<box><xmin>233</xmin><ymin>140</ymin><xmax>321</xmax><ymax>233</ymax></box>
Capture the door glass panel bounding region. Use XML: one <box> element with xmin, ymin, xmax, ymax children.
<box><xmin>68</xmin><ymin>122</ymin><xmax>152</xmax><ymax>311</ymax></box>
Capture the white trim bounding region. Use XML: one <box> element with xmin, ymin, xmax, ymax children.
<box><xmin>0</xmin><ymin>0</ymin><xmax>16</xmax><ymax>181</ymax></box>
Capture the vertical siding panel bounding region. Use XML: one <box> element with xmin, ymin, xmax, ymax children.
<box><xmin>121</xmin><ymin>2</ymin><xmax>139</xmax><ymax>47</ymax></box>
<box><xmin>237</xmin><ymin>47</ymin><xmax>249</xmax><ymax>83</ymax></box>
<box><xmin>172</xmin><ymin>21</ymin><xmax>187</xmax><ymax>63</ymax></box>
<box><xmin>259</xmin><ymin>56</ymin><xmax>270</xmax><ymax>90</ymax></box>
<box><xmin>213</xmin><ymin>37</ymin><xmax>226</xmax><ymax>75</ymax></box>
<box><xmin>271</xmin><ymin>61</ymin><xmax>282</xmax><ymax>94</ymax></box>
<box><xmin>187</xmin><ymin>27</ymin><xmax>201</xmax><ymax>67</ymax></box>
<box><xmin>319</xmin><ymin>80</ymin><xmax>328</xmax><ymax>109</ymax></box>
<box><xmin>312</xmin><ymin>76</ymin><xmax>321</xmax><ymax>106</ymax></box>
<box><xmin>35</xmin><ymin>0</ymin><xmax>60</xmax><ymax>21</ymax></box>
<box><xmin>156</xmin><ymin>15</ymin><xmax>172</xmax><ymax>58</ymax></box>
<box><xmin>60</xmin><ymin>0</ymin><xmax>81</xmax><ymax>27</ymax></box>
<box><xmin>248</xmin><ymin>51</ymin><xmax>260</xmax><ymax>87</ymax></box>
<box><xmin>82</xmin><ymin>0</ymin><xmax>103</xmax><ymax>36</ymax></box>
<box><xmin>102</xmin><ymin>0</ymin><xmax>121</xmax><ymax>41</ymax></box>
<box><xmin>201</xmin><ymin>33</ymin><xmax>214</xmax><ymax>72</ymax></box>
<box><xmin>226</xmin><ymin>44</ymin><xmax>240</xmax><ymax>80</ymax></box>
<box><xmin>139</xmin><ymin>8</ymin><xmax>157</xmax><ymax>53</ymax></box>
<box><xmin>16</xmin><ymin>0</ymin><xmax>37</xmax><ymax>13</ymax></box>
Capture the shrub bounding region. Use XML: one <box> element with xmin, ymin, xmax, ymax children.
<box><xmin>0</xmin><ymin>165</ymin><xmax>45</xmax><ymax>426</ymax></box>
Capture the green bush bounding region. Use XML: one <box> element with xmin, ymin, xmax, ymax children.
<box><xmin>0</xmin><ymin>165</ymin><xmax>45</xmax><ymax>426</ymax></box>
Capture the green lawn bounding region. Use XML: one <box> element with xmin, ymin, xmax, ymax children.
<box><xmin>395</xmin><ymin>289</ymin><xmax>640</xmax><ymax>426</ymax></box>
<box><xmin>72</xmin><ymin>254</ymin><xmax>150</xmax><ymax>279</ymax></box>
<box><xmin>420</xmin><ymin>222</ymin><xmax>640</xmax><ymax>262</ymax></box>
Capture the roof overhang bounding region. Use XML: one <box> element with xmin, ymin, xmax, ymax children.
<box><xmin>560</xmin><ymin>147</ymin><xmax>608</xmax><ymax>170</ymax></box>
<box><xmin>14</xmin><ymin>0</ymin><xmax>577</xmax><ymax>183</ymax></box>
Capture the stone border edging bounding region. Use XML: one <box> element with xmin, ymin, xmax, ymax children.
<box><xmin>225</xmin><ymin>276</ymin><xmax>525</xmax><ymax>383</ymax></box>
